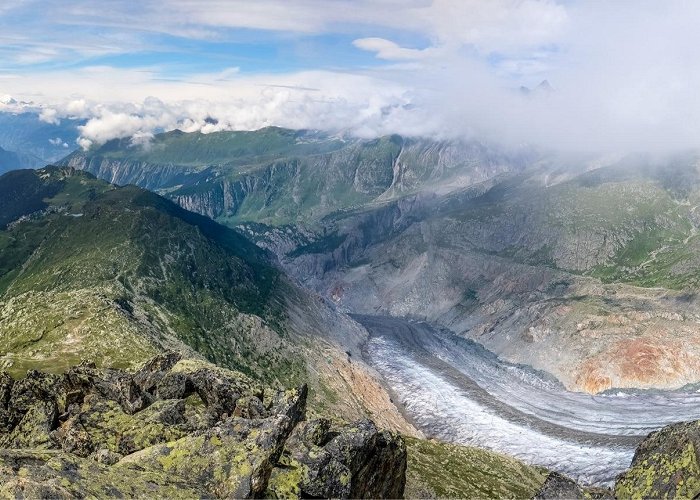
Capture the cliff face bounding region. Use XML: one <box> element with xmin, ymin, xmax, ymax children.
<box><xmin>63</xmin><ymin>155</ymin><xmax>204</xmax><ymax>191</ymax></box>
<box><xmin>0</xmin><ymin>353</ymin><xmax>407</xmax><ymax>498</ymax></box>
<box><xmin>58</xmin><ymin>129</ymin><xmax>700</xmax><ymax>395</ymax></box>
<box><xmin>273</xmin><ymin>157</ymin><xmax>700</xmax><ymax>394</ymax></box>
<box><xmin>61</xmin><ymin>130</ymin><xmax>526</xmax><ymax>225</ymax></box>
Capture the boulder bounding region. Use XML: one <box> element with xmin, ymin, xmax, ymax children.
<box><xmin>616</xmin><ymin>420</ymin><xmax>700</xmax><ymax>499</ymax></box>
<box><xmin>267</xmin><ymin>418</ymin><xmax>407</xmax><ymax>498</ymax></box>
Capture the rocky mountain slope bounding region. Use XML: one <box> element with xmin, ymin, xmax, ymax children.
<box><xmin>0</xmin><ymin>166</ymin><xmax>411</xmax><ymax>434</ymax></box>
<box><xmin>279</xmin><ymin>155</ymin><xmax>700</xmax><ymax>393</ymax></box>
<box><xmin>60</xmin><ymin>129</ymin><xmax>700</xmax><ymax>393</ymax></box>
<box><xmin>0</xmin><ymin>352</ymin><xmax>407</xmax><ymax>498</ymax></box>
<box><xmin>60</xmin><ymin>127</ymin><xmax>528</xmax><ymax>225</ymax></box>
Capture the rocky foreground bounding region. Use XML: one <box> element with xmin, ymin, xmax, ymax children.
<box><xmin>535</xmin><ymin>420</ymin><xmax>700</xmax><ymax>499</ymax></box>
<box><xmin>4</xmin><ymin>352</ymin><xmax>700</xmax><ymax>499</ymax></box>
<box><xmin>0</xmin><ymin>353</ymin><xmax>406</xmax><ymax>498</ymax></box>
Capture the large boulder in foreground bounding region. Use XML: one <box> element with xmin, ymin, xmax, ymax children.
<box><xmin>0</xmin><ymin>353</ymin><xmax>407</xmax><ymax>498</ymax></box>
<box><xmin>615</xmin><ymin>420</ymin><xmax>700</xmax><ymax>499</ymax></box>
<box><xmin>267</xmin><ymin>418</ymin><xmax>407</xmax><ymax>498</ymax></box>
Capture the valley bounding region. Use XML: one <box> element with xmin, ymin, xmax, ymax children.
<box><xmin>6</xmin><ymin>2</ymin><xmax>700</xmax><ymax>497</ymax></box>
<box><xmin>53</xmin><ymin>127</ymin><xmax>700</xmax><ymax>491</ymax></box>
<box><xmin>357</xmin><ymin>314</ymin><xmax>700</xmax><ymax>486</ymax></box>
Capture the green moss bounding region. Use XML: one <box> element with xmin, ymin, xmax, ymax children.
<box><xmin>0</xmin><ymin>449</ymin><xmax>205</xmax><ymax>497</ymax></box>
<box><xmin>403</xmin><ymin>437</ymin><xmax>547</xmax><ymax>499</ymax></box>
<box><xmin>266</xmin><ymin>455</ymin><xmax>309</xmax><ymax>499</ymax></box>
<box><xmin>616</xmin><ymin>442</ymin><xmax>700</xmax><ymax>499</ymax></box>
<box><xmin>67</xmin><ymin>399</ymin><xmax>187</xmax><ymax>456</ymax></box>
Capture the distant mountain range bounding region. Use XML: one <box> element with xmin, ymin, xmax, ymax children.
<box><xmin>0</xmin><ymin>112</ymin><xmax>81</xmax><ymax>168</ymax></box>
<box><xmin>59</xmin><ymin>127</ymin><xmax>700</xmax><ymax>394</ymax></box>
<box><xmin>0</xmin><ymin>145</ymin><xmax>21</xmax><ymax>174</ymax></box>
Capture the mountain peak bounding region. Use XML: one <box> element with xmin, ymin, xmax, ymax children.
<box><xmin>520</xmin><ymin>79</ymin><xmax>555</xmax><ymax>96</ymax></box>
<box><xmin>536</xmin><ymin>79</ymin><xmax>554</xmax><ymax>92</ymax></box>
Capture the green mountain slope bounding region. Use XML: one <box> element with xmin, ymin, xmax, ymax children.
<box><xmin>0</xmin><ymin>166</ymin><xmax>290</xmax><ymax>378</ymax></box>
<box><xmin>60</xmin><ymin>128</ymin><xmax>525</xmax><ymax>225</ymax></box>
<box><xmin>0</xmin><ymin>166</ymin><xmax>415</xmax><ymax>435</ymax></box>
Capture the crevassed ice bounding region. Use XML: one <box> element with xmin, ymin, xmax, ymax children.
<box><xmin>362</xmin><ymin>318</ymin><xmax>700</xmax><ymax>486</ymax></box>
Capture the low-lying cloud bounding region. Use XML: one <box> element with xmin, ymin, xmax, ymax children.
<box><xmin>2</xmin><ymin>1</ymin><xmax>700</xmax><ymax>154</ymax></box>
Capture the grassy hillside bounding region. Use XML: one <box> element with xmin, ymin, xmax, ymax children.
<box><xmin>84</xmin><ymin>127</ymin><xmax>346</xmax><ymax>168</ymax></box>
<box><xmin>403</xmin><ymin>437</ymin><xmax>547</xmax><ymax>498</ymax></box>
<box><xmin>0</xmin><ymin>166</ymin><xmax>301</xmax><ymax>383</ymax></box>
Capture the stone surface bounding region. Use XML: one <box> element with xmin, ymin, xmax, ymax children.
<box><xmin>534</xmin><ymin>472</ymin><xmax>614</xmax><ymax>500</ymax></box>
<box><xmin>615</xmin><ymin>420</ymin><xmax>700</xmax><ymax>499</ymax></box>
<box><xmin>534</xmin><ymin>472</ymin><xmax>588</xmax><ymax>499</ymax></box>
<box><xmin>0</xmin><ymin>354</ymin><xmax>407</xmax><ymax>498</ymax></box>
<box><xmin>267</xmin><ymin>418</ymin><xmax>407</xmax><ymax>498</ymax></box>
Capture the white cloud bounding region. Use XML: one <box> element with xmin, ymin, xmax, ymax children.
<box><xmin>353</xmin><ymin>38</ymin><xmax>436</xmax><ymax>61</ymax></box>
<box><xmin>38</xmin><ymin>107</ymin><xmax>59</xmax><ymax>125</ymax></box>
<box><xmin>3</xmin><ymin>1</ymin><xmax>700</xmax><ymax>153</ymax></box>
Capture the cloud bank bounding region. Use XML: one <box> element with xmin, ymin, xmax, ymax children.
<box><xmin>1</xmin><ymin>1</ymin><xmax>700</xmax><ymax>153</ymax></box>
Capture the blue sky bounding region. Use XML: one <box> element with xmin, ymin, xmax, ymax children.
<box><xmin>0</xmin><ymin>0</ymin><xmax>562</xmax><ymax>85</ymax></box>
<box><xmin>2</xmin><ymin>1</ymin><xmax>700</xmax><ymax>153</ymax></box>
<box><xmin>0</xmin><ymin>1</ymin><xmax>439</xmax><ymax>79</ymax></box>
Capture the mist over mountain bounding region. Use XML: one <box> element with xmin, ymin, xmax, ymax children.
<box><xmin>0</xmin><ymin>112</ymin><xmax>80</xmax><ymax>167</ymax></box>
<box><xmin>5</xmin><ymin>1</ymin><xmax>700</xmax><ymax>498</ymax></box>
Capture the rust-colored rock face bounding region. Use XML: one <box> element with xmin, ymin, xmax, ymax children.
<box><xmin>571</xmin><ymin>331</ymin><xmax>700</xmax><ymax>394</ymax></box>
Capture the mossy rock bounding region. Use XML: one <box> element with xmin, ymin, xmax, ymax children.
<box><xmin>55</xmin><ymin>398</ymin><xmax>188</xmax><ymax>456</ymax></box>
<box><xmin>616</xmin><ymin>420</ymin><xmax>700</xmax><ymax>499</ymax></box>
<box><xmin>0</xmin><ymin>449</ymin><xmax>205</xmax><ymax>498</ymax></box>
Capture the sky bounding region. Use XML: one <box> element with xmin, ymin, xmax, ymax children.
<box><xmin>1</xmin><ymin>0</ymin><xmax>700</xmax><ymax>152</ymax></box>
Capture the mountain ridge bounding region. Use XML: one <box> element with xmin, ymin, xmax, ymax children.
<box><xmin>0</xmin><ymin>166</ymin><xmax>412</xmax><ymax>435</ymax></box>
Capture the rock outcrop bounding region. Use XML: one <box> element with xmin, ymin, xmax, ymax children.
<box><xmin>534</xmin><ymin>419</ymin><xmax>700</xmax><ymax>499</ymax></box>
<box><xmin>0</xmin><ymin>353</ymin><xmax>407</xmax><ymax>498</ymax></box>
<box><xmin>534</xmin><ymin>472</ymin><xmax>589</xmax><ymax>499</ymax></box>
<box><xmin>533</xmin><ymin>472</ymin><xmax>613</xmax><ymax>499</ymax></box>
<box><xmin>615</xmin><ymin>419</ymin><xmax>700</xmax><ymax>499</ymax></box>
<box><xmin>267</xmin><ymin>418</ymin><xmax>407</xmax><ymax>498</ymax></box>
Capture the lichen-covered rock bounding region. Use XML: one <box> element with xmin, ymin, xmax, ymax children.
<box><xmin>53</xmin><ymin>398</ymin><xmax>188</xmax><ymax>456</ymax></box>
<box><xmin>615</xmin><ymin>420</ymin><xmax>700</xmax><ymax>499</ymax></box>
<box><xmin>267</xmin><ymin>418</ymin><xmax>407</xmax><ymax>499</ymax></box>
<box><xmin>0</xmin><ymin>401</ymin><xmax>57</xmax><ymax>449</ymax></box>
<box><xmin>0</xmin><ymin>355</ymin><xmax>405</xmax><ymax>498</ymax></box>
<box><xmin>0</xmin><ymin>449</ymin><xmax>204</xmax><ymax>498</ymax></box>
<box><xmin>2</xmin><ymin>370</ymin><xmax>62</xmax><ymax>431</ymax></box>
<box><xmin>171</xmin><ymin>358</ymin><xmax>264</xmax><ymax>421</ymax></box>
<box><xmin>534</xmin><ymin>472</ymin><xmax>587</xmax><ymax>499</ymax></box>
<box><xmin>118</xmin><ymin>386</ymin><xmax>307</xmax><ymax>498</ymax></box>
